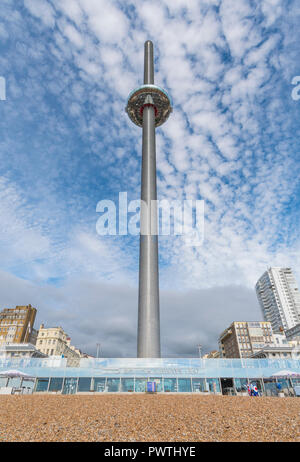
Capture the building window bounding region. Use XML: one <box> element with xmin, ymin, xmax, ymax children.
<box><xmin>77</xmin><ymin>377</ymin><xmax>92</xmax><ymax>392</ymax></box>
<box><xmin>178</xmin><ymin>378</ymin><xmax>192</xmax><ymax>392</ymax></box>
<box><xmin>35</xmin><ymin>378</ymin><xmax>49</xmax><ymax>392</ymax></box>
<box><xmin>106</xmin><ymin>378</ymin><xmax>120</xmax><ymax>392</ymax></box>
<box><xmin>49</xmin><ymin>378</ymin><xmax>63</xmax><ymax>392</ymax></box>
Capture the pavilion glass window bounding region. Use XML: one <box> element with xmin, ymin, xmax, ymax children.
<box><xmin>163</xmin><ymin>378</ymin><xmax>177</xmax><ymax>392</ymax></box>
<box><xmin>8</xmin><ymin>377</ymin><xmax>21</xmax><ymax>388</ymax></box>
<box><xmin>120</xmin><ymin>378</ymin><xmax>134</xmax><ymax>392</ymax></box>
<box><xmin>35</xmin><ymin>378</ymin><xmax>49</xmax><ymax>392</ymax></box>
<box><xmin>49</xmin><ymin>377</ymin><xmax>63</xmax><ymax>392</ymax></box>
<box><xmin>234</xmin><ymin>378</ymin><xmax>248</xmax><ymax>393</ymax></box>
<box><xmin>0</xmin><ymin>377</ymin><xmax>8</xmax><ymax>387</ymax></box>
<box><xmin>263</xmin><ymin>379</ymin><xmax>277</xmax><ymax>396</ymax></box>
<box><xmin>78</xmin><ymin>377</ymin><xmax>92</xmax><ymax>392</ymax></box>
<box><xmin>62</xmin><ymin>377</ymin><xmax>78</xmax><ymax>394</ymax></box>
<box><xmin>106</xmin><ymin>378</ymin><xmax>120</xmax><ymax>392</ymax></box>
<box><xmin>206</xmin><ymin>378</ymin><xmax>221</xmax><ymax>393</ymax></box>
<box><xmin>276</xmin><ymin>378</ymin><xmax>290</xmax><ymax>395</ymax></box>
<box><xmin>192</xmin><ymin>378</ymin><xmax>206</xmax><ymax>392</ymax></box>
<box><xmin>135</xmin><ymin>378</ymin><xmax>147</xmax><ymax>392</ymax></box>
<box><xmin>93</xmin><ymin>378</ymin><xmax>106</xmax><ymax>392</ymax></box>
<box><xmin>22</xmin><ymin>379</ymin><xmax>35</xmax><ymax>392</ymax></box>
<box><xmin>178</xmin><ymin>378</ymin><xmax>192</xmax><ymax>392</ymax></box>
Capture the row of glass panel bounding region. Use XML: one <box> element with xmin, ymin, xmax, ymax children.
<box><xmin>2</xmin><ymin>375</ymin><xmax>298</xmax><ymax>395</ymax></box>
<box><xmin>33</xmin><ymin>376</ymin><xmax>299</xmax><ymax>395</ymax></box>
<box><xmin>0</xmin><ymin>376</ymin><xmax>35</xmax><ymax>390</ymax></box>
<box><xmin>34</xmin><ymin>377</ymin><xmax>221</xmax><ymax>393</ymax></box>
<box><xmin>2</xmin><ymin>357</ymin><xmax>300</xmax><ymax>370</ymax></box>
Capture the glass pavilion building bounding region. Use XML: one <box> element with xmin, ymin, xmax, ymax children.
<box><xmin>1</xmin><ymin>357</ymin><xmax>300</xmax><ymax>396</ymax></box>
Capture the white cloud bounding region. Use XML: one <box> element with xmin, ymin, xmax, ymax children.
<box><xmin>0</xmin><ymin>268</ymin><xmax>261</xmax><ymax>356</ymax></box>
<box><xmin>24</xmin><ymin>0</ymin><xmax>56</xmax><ymax>28</ymax></box>
<box><xmin>0</xmin><ymin>176</ymin><xmax>50</xmax><ymax>269</ymax></box>
<box><xmin>79</xmin><ymin>0</ymin><xmax>129</xmax><ymax>43</ymax></box>
<box><xmin>1</xmin><ymin>0</ymin><xmax>300</xmax><ymax>355</ymax></box>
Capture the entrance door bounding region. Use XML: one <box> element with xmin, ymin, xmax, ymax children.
<box><xmin>220</xmin><ymin>378</ymin><xmax>235</xmax><ymax>395</ymax></box>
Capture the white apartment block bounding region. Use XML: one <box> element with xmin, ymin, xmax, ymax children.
<box><xmin>256</xmin><ymin>268</ymin><xmax>300</xmax><ymax>333</ymax></box>
<box><xmin>36</xmin><ymin>325</ymin><xmax>81</xmax><ymax>364</ymax></box>
<box><xmin>252</xmin><ymin>334</ymin><xmax>300</xmax><ymax>360</ymax></box>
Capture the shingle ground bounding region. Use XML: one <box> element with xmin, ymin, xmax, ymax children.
<box><xmin>0</xmin><ymin>395</ymin><xmax>299</xmax><ymax>442</ymax></box>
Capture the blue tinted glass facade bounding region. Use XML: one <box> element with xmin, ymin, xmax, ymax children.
<box><xmin>49</xmin><ymin>377</ymin><xmax>63</xmax><ymax>392</ymax></box>
<box><xmin>78</xmin><ymin>377</ymin><xmax>91</xmax><ymax>392</ymax></box>
<box><xmin>93</xmin><ymin>378</ymin><xmax>106</xmax><ymax>392</ymax></box>
<box><xmin>192</xmin><ymin>378</ymin><xmax>206</xmax><ymax>392</ymax></box>
<box><xmin>0</xmin><ymin>377</ymin><xmax>7</xmax><ymax>387</ymax></box>
<box><xmin>135</xmin><ymin>378</ymin><xmax>146</xmax><ymax>392</ymax></box>
<box><xmin>62</xmin><ymin>378</ymin><xmax>77</xmax><ymax>394</ymax></box>
<box><xmin>8</xmin><ymin>377</ymin><xmax>21</xmax><ymax>388</ymax></box>
<box><xmin>106</xmin><ymin>378</ymin><xmax>120</xmax><ymax>392</ymax></box>
<box><xmin>178</xmin><ymin>378</ymin><xmax>192</xmax><ymax>392</ymax></box>
<box><xmin>206</xmin><ymin>378</ymin><xmax>221</xmax><ymax>393</ymax></box>
<box><xmin>121</xmin><ymin>378</ymin><xmax>134</xmax><ymax>392</ymax></box>
<box><xmin>163</xmin><ymin>378</ymin><xmax>177</xmax><ymax>392</ymax></box>
<box><xmin>36</xmin><ymin>378</ymin><xmax>49</xmax><ymax>392</ymax></box>
<box><xmin>234</xmin><ymin>378</ymin><xmax>248</xmax><ymax>393</ymax></box>
<box><xmin>1</xmin><ymin>358</ymin><xmax>299</xmax><ymax>394</ymax></box>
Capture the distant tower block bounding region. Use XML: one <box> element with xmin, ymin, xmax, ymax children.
<box><xmin>126</xmin><ymin>41</ymin><xmax>172</xmax><ymax>358</ymax></box>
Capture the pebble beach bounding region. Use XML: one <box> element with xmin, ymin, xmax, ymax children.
<box><xmin>0</xmin><ymin>394</ymin><xmax>299</xmax><ymax>442</ymax></box>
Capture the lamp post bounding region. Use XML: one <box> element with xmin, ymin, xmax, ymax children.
<box><xmin>197</xmin><ymin>344</ymin><xmax>202</xmax><ymax>359</ymax></box>
<box><xmin>96</xmin><ymin>343</ymin><xmax>101</xmax><ymax>358</ymax></box>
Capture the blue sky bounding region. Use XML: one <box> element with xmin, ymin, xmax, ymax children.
<box><xmin>0</xmin><ymin>0</ymin><xmax>300</xmax><ymax>356</ymax></box>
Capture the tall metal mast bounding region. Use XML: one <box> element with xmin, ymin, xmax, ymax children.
<box><xmin>126</xmin><ymin>41</ymin><xmax>172</xmax><ymax>357</ymax></box>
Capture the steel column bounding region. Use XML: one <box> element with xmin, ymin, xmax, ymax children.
<box><xmin>137</xmin><ymin>41</ymin><xmax>160</xmax><ymax>358</ymax></box>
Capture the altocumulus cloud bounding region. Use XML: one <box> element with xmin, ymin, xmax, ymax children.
<box><xmin>0</xmin><ymin>0</ymin><xmax>299</xmax><ymax>355</ymax></box>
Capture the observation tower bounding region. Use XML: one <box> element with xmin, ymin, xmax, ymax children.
<box><xmin>126</xmin><ymin>41</ymin><xmax>172</xmax><ymax>357</ymax></box>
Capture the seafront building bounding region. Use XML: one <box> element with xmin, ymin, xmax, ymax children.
<box><xmin>0</xmin><ymin>305</ymin><xmax>86</xmax><ymax>364</ymax></box>
<box><xmin>251</xmin><ymin>343</ymin><xmax>300</xmax><ymax>359</ymax></box>
<box><xmin>0</xmin><ymin>315</ymin><xmax>300</xmax><ymax>396</ymax></box>
<box><xmin>219</xmin><ymin>321</ymin><xmax>274</xmax><ymax>358</ymax></box>
<box><xmin>250</xmin><ymin>332</ymin><xmax>300</xmax><ymax>358</ymax></box>
<box><xmin>0</xmin><ymin>357</ymin><xmax>299</xmax><ymax>396</ymax></box>
<box><xmin>218</xmin><ymin>320</ymin><xmax>300</xmax><ymax>360</ymax></box>
<box><xmin>285</xmin><ymin>323</ymin><xmax>300</xmax><ymax>341</ymax></box>
<box><xmin>0</xmin><ymin>343</ymin><xmax>47</xmax><ymax>358</ymax></box>
<box><xmin>36</xmin><ymin>325</ymin><xmax>81</xmax><ymax>365</ymax></box>
<box><xmin>0</xmin><ymin>305</ymin><xmax>37</xmax><ymax>345</ymax></box>
<box><xmin>256</xmin><ymin>267</ymin><xmax>300</xmax><ymax>333</ymax></box>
